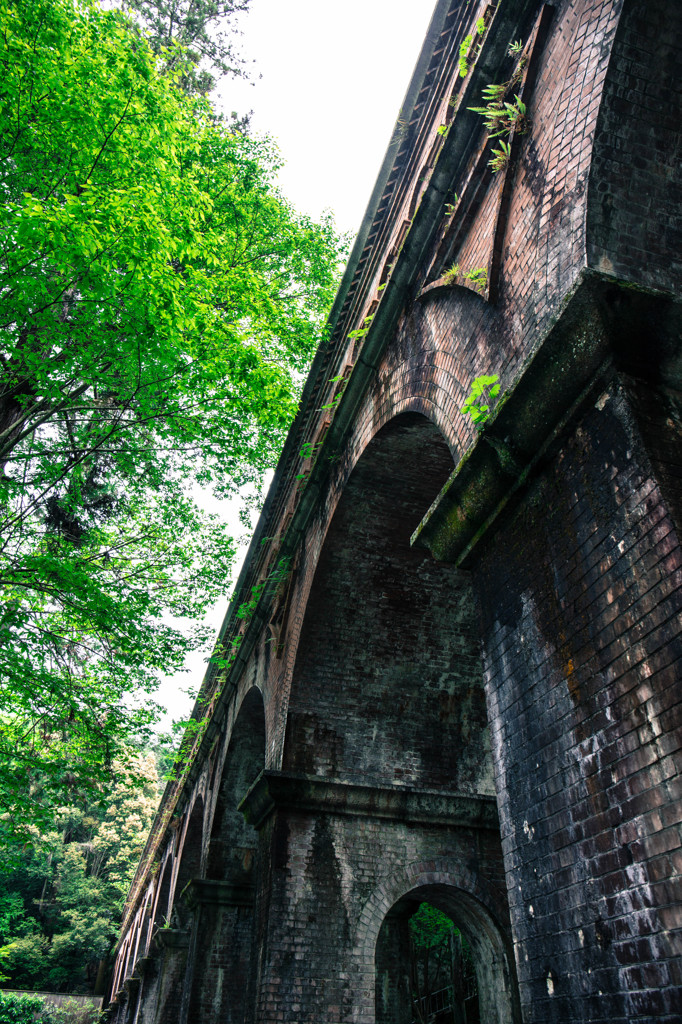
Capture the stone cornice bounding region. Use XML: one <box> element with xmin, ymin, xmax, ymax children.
<box><xmin>239</xmin><ymin>770</ymin><xmax>499</xmax><ymax>832</ymax></box>
<box><xmin>184</xmin><ymin>878</ymin><xmax>254</xmax><ymax>909</ymax></box>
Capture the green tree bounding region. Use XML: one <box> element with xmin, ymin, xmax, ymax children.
<box><xmin>0</xmin><ymin>753</ymin><xmax>159</xmax><ymax>992</ymax></box>
<box><xmin>0</xmin><ymin>0</ymin><xmax>346</xmax><ymax>852</ymax></box>
<box><xmin>120</xmin><ymin>0</ymin><xmax>253</xmax><ymax>95</ymax></box>
<box><xmin>409</xmin><ymin>903</ymin><xmax>477</xmax><ymax>1024</ymax></box>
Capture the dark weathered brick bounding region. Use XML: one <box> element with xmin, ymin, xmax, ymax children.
<box><xmin>107</xmin><ymin>1</ymin><xmax>681</xmax><ymax>1021</ymax></box>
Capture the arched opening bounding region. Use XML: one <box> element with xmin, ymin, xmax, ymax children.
<box><xmin>152</xmin><ymin>853</ymin><xmax>173</xmax><ymax>930</ymax></box>
<box><xmin>376</xmin><ymin>886</ymin><xmax>518</xmax><ymax>1024</ymax></box>
<box><xmin>260</xmin><ymin>414</ymin><xmax>517</xmax><ymax>1019</ymax></box>
<box><xmin>206</xmin><ymin>686</ymin><xmax>265</xmax><ymax>883</ymax></box>
<box><xmin>283</xmin><ymin>412</ymin><xmax>493</xmax><ymax>796</ymax></box>
<box><xmin>172</xmin><ymin>794</ymin><xmax>204</xmax><ymax>911</ymax></box>
<box><xmin>185</xmin><ymin>686</ymin><xmax>265</xmax><ymax>1023</ymax></box>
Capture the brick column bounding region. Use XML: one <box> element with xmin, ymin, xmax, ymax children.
<box><xmin>374</xmin><ymin>909</ymin><xmax>412</xmax><ymax>1024</ymax></box>
<box><xmin>150</xmin><ymin>926</ymin><xmax>190</xmax><ymax>1024</ymax></box>
<box><xmin>241</xmin><ymin>771</ymin><xmax>507</xmax><ymax>1024</ymax></box>
<box><xmin>473</xmin><ymin>376</ymin><xmax>682</xmax><ymax>1023</ymax></box>
<box><xmin>180</xmin><ymin>878</ymin><xmax>256</xmax><ymax>1024</ymax></box>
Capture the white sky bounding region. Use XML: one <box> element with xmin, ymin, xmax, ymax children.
<box><xmin>155</xmin><ymin>0</ymin><xmax>438</xmax><ymax>727</ymax></box>
<box><xmin>217</xmin><ymin>0</ymin><xmax>437</xmax><ymax>236</ymax></box>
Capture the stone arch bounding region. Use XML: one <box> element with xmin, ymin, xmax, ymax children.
<box><xmin>129</xmin><ymin>886</ymin><xmax>154</xmax><ymax>969</ymax></box>
<box><xmin>282</xmin><ymin>412</ymin><xmax>493</xmax><ymax>795</ymax></box>
<box><xmin>355</xmin><ymin>861</ymin><xmax>520</xmax><ymax>1024</ymax></box>
<box><xmin>151</xmin><ymin>850</ymin><xmax>173</xmax><ymax>931</ymax></box>
<box><xmin>171</xmin><ymin>793</ymin><xmax>205</xmax><ymax>911</ymax></box>
<box><xmin>111</xmin><ymin>932</ymin><xmax>131</xmax><ymax>998</ymax></box>
<box><xmin>206</xmin><ymin>685</ymin><xmax>265</xmax><ymax>881</ymax></box>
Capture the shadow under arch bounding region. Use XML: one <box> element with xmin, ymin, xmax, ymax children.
<box><xmin>172</xmin><ymin>793</ymin><xmax>205</xmax><ymax>912</ymax></box>
<box><xmin>147</xmin><ymin>794</ymin><xmax>205</xmax><ymax>1024</ymax></box>
<box><xmin>355</xmin><ymin>863</ymin><xmax>520</xmax><ymax>1024</ymax></box>
<box><xmin>183</xmin><ymin>685</ymin><xmax>266</xmax><ymax>1023</ymax></box>
<box><xmin>152</xmin><ymin>851</ymin><xmax>173</xmax><ymax>931</ymax></box>
<box><xmin>282</xmin><ymin>411</ymin><xmax>493</xmax><ymax>794</ymax></box>
<box><xmin>207</xmin><ymin>685</ymin><xmax>265</xmax><ymax>882</ymax></box>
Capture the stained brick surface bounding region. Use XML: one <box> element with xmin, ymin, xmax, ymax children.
<box><xmin>476</xmin><ymin>379</ymin><xmax>682</xmax><ymax>1023</ymax></box>
<box><xmin>108</xmin><ymin>1</ymin><xmax>681</xmax><ymax>1021</ymax></box>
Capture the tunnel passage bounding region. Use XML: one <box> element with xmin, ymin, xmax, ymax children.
<box><xmin>375</xmin><ymin>885</ymin><xmax>519</xmax><ymax>1024</ymax></box>
<box><xmin>283</xmin><ymin>413</ymin><xmax>493</xmax><ymax>794</ymax></box>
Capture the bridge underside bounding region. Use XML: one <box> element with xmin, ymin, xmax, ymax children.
<box><xmin>109</xmin><ymin>0</ymin><xmax>682</xmax><ymax>1021</ymax></box>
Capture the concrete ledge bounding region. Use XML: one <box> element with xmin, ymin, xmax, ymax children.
<box><xmin>411</xmin><ymin>273</ymin><xmax>666</xmax><ymax>564</ymax></box>
<box><xmin>155</xmin><ymin>928</ymin><xmax>189</xmax><ymax>950</ymax></box>
<box><xmin>184</xmin><ymin>877</ymin><xmax>254</xmax><ymax>908</ymax></box>
<box><xmin>239</xmin><ymin>770</ymin><xmax>499</xmax><ymax>831</ymax></box>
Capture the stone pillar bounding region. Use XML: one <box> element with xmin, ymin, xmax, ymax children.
<box><xmin>241</xmin><ymin>771</ymin><xmax>507</xmax><ymax>1024</ymax></box>
<box><xmin>180</xmin><ymin>877</ymin><xmax>256</xmax><ymax>1024</ymax></box>
<box><xmin>151</xmin><ymin>925</ymin><xmax>190</xmax><ymax>1024</ymax></box>
<box><xmin>471</xmin><ymin>375</ymin><xmax>682</xmax><ymax>1022</ymax></box>
<box><xmin>375</xmin><ymin>909</ymin><xmax>412</xmax><ymax>1024</ymax></box>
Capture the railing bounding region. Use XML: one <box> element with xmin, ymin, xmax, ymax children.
<box><xmin>411</xmin><ymin>984</ymin><xmax>454</xmax><ymax>1022</ymax></box>
<box><xmin>410</xmin><ymin>970</ymin><xmax>478</xmax><ymax>1023</ymax></box>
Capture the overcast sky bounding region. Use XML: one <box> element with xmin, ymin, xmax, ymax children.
<box><xmin>217</xmin><ymin>0</ymin><xmax>437</xmax><ymax>236</ymax></box>
<box><xmin>155</xmin><ymin>0</ymin><xmax>438</xmax><ymax>726</ymax></box>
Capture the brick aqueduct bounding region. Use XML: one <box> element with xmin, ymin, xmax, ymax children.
<box><xmin>108</xmin><ymin>1</ymin><xmax>681</xmax><ymax>1021</ymax></box>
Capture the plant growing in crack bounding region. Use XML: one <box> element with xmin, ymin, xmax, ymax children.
<box><xmin>462</xmin><ymin>266</ymin><xmax>488</xmax><ymax>294</ymax></box>
<box><xmin>489</xmin><ymin>139</ymin><xmax>512</xmax><ymax>172</ymax></box>
<box><xmin>442</xmin><ymin>264</ymin><xmax>487</xmax><ymax>294</ymax></box>
<box><xmin>469</xmin><ymin>89</ymin><xmax>527</xmax><ymax>138</ymax></box>
<box><xmin>458</xmin><ymin>16</ymin><xmax>488</xmax><ymax>76</ymax></box>
<box><xmin>467</xmin><ymin>44</ymin><xmax>530</xmax><ymax>171</ymax></box>
<box><xmin>235</xmin><ymin>557</ymin><xmax>292</xmax><ymax>622</ymax></box>
<box><xmin>443</xmin><ymin>262</ymin><xmax>460</xmax><ymax>284</ymax></box>
<box><xmin>461</xmin><ymin>374</ymin><xmax>501</xmax><ymax>430</ymax></box>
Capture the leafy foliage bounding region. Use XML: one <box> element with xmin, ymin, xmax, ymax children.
<box><xmin>0</xmin><ymin>992</ymin><xmax>101</xmax><ymax>1022</ymax></box>
<box><xmin>0</xmin><ymin>0</ymin><xmax>346</xmax><ymax>850</ymax></box>
<box><xmin>409</xmin><ymin>904</ymin><xmax>454</xmax><ymax>1023</ymax></box>
<box><xmin>468</xmin><ymin>90</ymin><xmax>527</xmax><ymax>139</ymax></box>
<box><xmin>0</xmin><ymin>754</ymin><xmax>159</xmax><ymax>993</ymax></box>
<box><xmin>467</xmin><ymin>48</ymin><xmax>529</xmax><ymax>172</ymax></box>
<box><xmin>461</xmin><ymin>374</ymin><xmax>501</xmax><ymax>430</ymax></box>
<box><xmin>121</xmin><ymin>0</ymin><xmax>252</xmax><ymax>95</ymax></box>
<box><xmin>408</xmin><ymin>903</ymin><xmax>477</xmax><ymax>1024</ymax></box>
<box><xmin>442</xmin><ymin>264</ymin><xmax>488</xmax><ymax>294</ymax></box>
<box><xmin>0</xmin><ymin>992</ymin><xmax>45</xmax><ymax>1023</ymax></box>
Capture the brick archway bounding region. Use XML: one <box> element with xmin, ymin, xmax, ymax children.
<box><xmin>109</xmin><ymin>0</ymin><xmax>682</xmax><ymax>1018</ymax></box>
<box><xmin>281</xmin><ymin>412</ymin><xmax>489</xmax><ymax>793</ymax></box>
<box><xmin>354</xmin><ymin>861</ymin><xmax>519</xmax><ymax>1024</ymax></box>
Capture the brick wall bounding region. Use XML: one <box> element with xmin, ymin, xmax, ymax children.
<box><xmin>108</xmin><ymin>1</ymin><xmax>682</xmax><ymax>1020</ymax></box>
<box><xmin>282</xmin><ymin>414</ymin><xmax>493</xmax><ymax>795</ymax></box>
<box><xmin>475</xmin><ymin>375</ymin><xmax>682</xmax><ymax>1023</ymax></box>
<box><xmin>587</xmin><ymin>0</ymin><xmax>682</xmax><ymax>291</ymax></box>
<box><xmin>251</xmin><ymin>805</ymin><xmax>511</xmax><ymax>1024</ymax></box>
